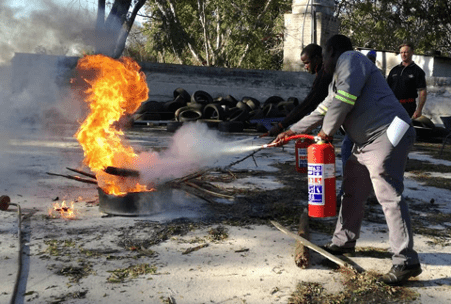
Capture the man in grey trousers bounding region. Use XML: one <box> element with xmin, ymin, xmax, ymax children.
<box><xmin>274</xmin><ymin>34</ymin><xmax>421</xmax><ymax>286</ymax></box>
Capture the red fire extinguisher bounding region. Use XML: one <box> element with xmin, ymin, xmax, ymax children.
<box><xmin>263</xmin><ymin>134</ymin><xmax>336</xmax><ymax>218</ymax></box>
<box><xmin>307</xmin><ymin>140</ymin><xmax>336</xmax><ymax>218</ymax></box>
<box><xmin>295</xmin><ymin>138</ymin><xmax>314</xmax><ymax>173</ymax></box>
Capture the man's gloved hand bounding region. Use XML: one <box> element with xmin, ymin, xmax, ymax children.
<box><xmin>317</xmin><ymin>129</ymin><xmax>333</xmax><ymax>142</ymax></box>
<box><xmin>268</xmin><ymin>123</ymin><xmax>284</xmax><ymax>137</ymax></box>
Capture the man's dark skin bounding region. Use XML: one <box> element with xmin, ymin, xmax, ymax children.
<box><xmin>268</xmin><ymin>44</ymin><xmax>333</xmax><ymax>136</ymax></box>
<box><xmin>274</xmin><ymin>39</ymin><xmax>345</xmax><ymax>144</ymax></box>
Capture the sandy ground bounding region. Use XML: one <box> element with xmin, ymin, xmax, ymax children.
<box><xmin>1</xmin><ymin>125</ymin><xmax>451</xmax><ymax>304</ymax></box>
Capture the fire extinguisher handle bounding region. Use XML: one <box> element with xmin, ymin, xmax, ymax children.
<box><xmin>314</xmin><ymin>135</ymin><xmax>333</xmax><ymax>143</ymax></box>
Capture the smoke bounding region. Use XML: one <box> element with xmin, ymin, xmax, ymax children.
<box><xmin>0</xmin><ymin>0</ymin><xmax>98</xmax><ymax>184</ymax></box>
<box><xmin>136</xmin><ymin>123</ymin><xmax>260</xmax><ymax>185</ymax></box>
<box><xmin>0</xmin><ymin>0</ymin><xmax>97</xmax><ymax>64</ymax></box>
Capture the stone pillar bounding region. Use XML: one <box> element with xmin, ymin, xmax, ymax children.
<box><xmin>284</xmin><ymin>0</ymin><xmax>339</xmax><ymax>71</ymax></box>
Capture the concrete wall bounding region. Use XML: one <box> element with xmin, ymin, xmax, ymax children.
<box><xmin>139</xmin><ymin>62</ymin><xmax>314</xmax><ymax>103</ymax></box>
<box><xmin>11</xmin><ymin>53</ymin><xmax>315</xmax><ymax>106</ymax></box>
<box><xmin>10</xmin><ymin>52</ymin><xmax>451</xmax><ymax>127</ymax></box>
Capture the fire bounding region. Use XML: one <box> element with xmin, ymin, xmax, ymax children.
<box><xmin>73</xmin><ymin>54</ymin><xmax>150</xmax><ymax>195</ymax></box>
<box><xmin>49</xmin><ymin>201</ymin><xmax>77</xmax><ymax>219</ymax></box>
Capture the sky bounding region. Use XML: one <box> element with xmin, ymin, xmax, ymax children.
<box><xmin>5</xmin><ymin>0</ymin><xmax>98</xmax><ymax>17</ymax></box>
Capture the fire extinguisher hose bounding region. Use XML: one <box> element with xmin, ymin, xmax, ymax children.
<box><xmin>262</xmin><ymin>134</ymin><xmax>318</xmax><ymax>148</ymax></box>
<box><xmin>1</xmin><ymin>202</ymin><xmax>23</xmax><ymax>304</ymax></box>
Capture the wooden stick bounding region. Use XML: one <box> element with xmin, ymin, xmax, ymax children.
<box><xmin>46</xmin><ymin>172</ymin><xmax>98</xmax><ymax>185</ymax></box>
<box><xmin>294</xmin><ymin>208</ymin><xmax>310</xmax><ymax>268</ymax></box>
<box><xmin>66</xmin><ymin>167</ymin><xmax>96</xmax><ymax>179</ymax></box>
<box><xmin>176</xmin><ymin>184</ymin><xmax>217</xmax><ymax>205</ymax></box>
<box><xmin>270</xmin><ymin>220</ymin><xmax>353</xmax><ymax>270</ymax></box>
<box><xmin>164</xmin><ymin>169</ymin><xmax>209</xmax><ymax>186</ymax></box>
<box><xmin>184</xmin><ymin>181</ymin><xmax>234</xmax><ymax>199</ymax></box>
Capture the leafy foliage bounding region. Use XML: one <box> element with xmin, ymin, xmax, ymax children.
<box><xmin>336</xmin><ymin>0</ymin><xmax>451</xmax><ymax>56</ymax></box>
<box><xmin>140</xmin><ymin>0</ymin><xmax>291</xmax><ymax>69</ymax></box>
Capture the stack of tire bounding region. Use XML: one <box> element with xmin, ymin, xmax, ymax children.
<box><xmin>133</xmin><ymin>88</ymin><xmax>299</xmax><ymax>133</ymax></box>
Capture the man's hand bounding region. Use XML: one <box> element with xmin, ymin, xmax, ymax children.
<box><xmin>271</xmin><ymin>129</ymin><xmax>295</xmax><ymax>146</ymax></box>
<box><xmin>412</xmin><ymin>109</ymin><xmax>422</xmax><ymax>119</ymax></box>
<box><xmin>317</xmin><ymin>129</ymin><xmax>333</xmax><ymax>142</ymax></box>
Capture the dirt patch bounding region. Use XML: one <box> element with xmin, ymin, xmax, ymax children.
<box><xmin>288</xmin><ymin>268</ymin><xmax>419</xmax><ymax>304</ymax></box>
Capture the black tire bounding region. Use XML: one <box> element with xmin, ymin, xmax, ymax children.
<box><xmin>163</xmin><ymin>95</ymin><xmax>187</xmax><ymax>113</ymax></box>
<box><xmin>264</xmin><ymin>95</ymin><xmax>284</xmax><ymax>106</ymax></box>
<box><xmin>173</xmin><ymin>88</ymin><xmax>191</xmax><ymax>102</ymax></box>
<box><xmin>229</xmin><ymin>108</ymin><xmax>250</xmax><ymax>122</ymax></box>
<box><xmin>277</xmin><ymin>101</ymin><xmax>295</xmax><ymax>114</ymax></box>
<box><xmin>218</xmin><ymin>121</ymin><xmax>244</xmax><ymax>133</ymax></box>
<box><xmin>222</xmin><ymin>95</ymin><xmax>238</xmax><ymax>108</ymax></box>
<box><xmin>137</xmin><ymin>113</ymin><xmax>163</xmax><ymax>121</ymax></box>
<box><xmin>198</xmin><ymin>119</ymin><xmax>221</xmax><ymax>129</ymax></box>
<box><xmin>236</xmin><ymin>100</ymin><xmax>252</xmax><ymax>112</ymax></box>
<box><xmin>203</xmin><ymin>103</ymin><xmax>226</xmax><ymax>120</ymax></box>
<box><xmin>135</xmin><ymin>100</ymin><xmax>163</xmax><ymax>114</ymax></box>
<box><xmin>167</xmin><ymin>121</ymin><xmax>183</xmax><ymax>132</ymax></box>
<box><xmin>178</xmin><ymin>108</ymin><xmax>203</xmax><ymax>122</ymax></box>
<box><xmin>186</xmin><ymin>102</ymin><xmax>204</xmax><ymax>111</ymax></box>
<box><xmin>175</xmin><ymin>106</ymin><xmax>192</xmax><ymax>121</ymax></box>
<box><xmin>262</xmin><ymin>103</ymin><xmax>284</xmax><ymax>118</ymax></box>
<box><xmin>191</xmin><ymin>90</ymin><xmax>213</xmax><ymax>105</ymax></box>
<box><xmin>287</xmin><ymin>97</ymin><xmax>299</xmax><ymax>106</ymax></box>
<box><xmin>249</xmin><ymin>109</ymin><xmax>265</xmax><ymax>120</ymax></box>
<box><xmin>242</xmin><ymin>96</ymin><xmax>260</xmax><ymax>110</ymax></box>
<box><xmin>255</xmin><ymin>123</ymin><xmax>269</xmax><ymax>133</ymax></box>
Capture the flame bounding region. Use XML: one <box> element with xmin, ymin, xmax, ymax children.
<box><xmin>73</xmin><ymin>54</ymin><xmax>150</xmax><ymax>195</ymax></box>
<box><xmin>48</xmin><ymin>201</ymin><xmax>77</xmax><ymax>219</ymax></box>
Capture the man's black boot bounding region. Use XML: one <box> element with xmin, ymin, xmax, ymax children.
<box><xmin>378</xmin><ymin>263</ymin><xmax>422</xmax><ymax>286</ymax></box>
<box><xmin>321</xmin><ymin>242</ymin><xmax>355</xmax><ymax>255</ymax></box>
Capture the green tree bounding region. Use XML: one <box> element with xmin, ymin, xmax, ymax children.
<box><xmin>141</xmin><ymin>0</ymin><xmax>291</xmax><ymax>69</ymax></box>
<box><xmin>336</xmin><ymin>0</ymin><xmax>451</xmax><ymax>56</ymax></box>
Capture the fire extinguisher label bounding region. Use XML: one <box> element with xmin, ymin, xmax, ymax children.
<box><xmin>308</xmin><ymin>164</ymin><xmax>325</xmax><ymax>205</ymax></box>
<box><xmin>324</xmin><ymin>163</ymin><xmax>335</xmax><ymax>179</ymax></box>
<box><xmin>297</xmin><ymin>148</ymin><xmax>308</xmax><ymax>168</ymax></box>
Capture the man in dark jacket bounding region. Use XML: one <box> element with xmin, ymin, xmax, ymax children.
<box><xmin>268</xmin><ymin>44</ymin><xmax>333</xmax><ymax>136</ymax></box>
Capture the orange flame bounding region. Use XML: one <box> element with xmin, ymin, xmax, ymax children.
<box><xmin>74</xmin><ymin>54</ymin><xmax>150</xmax><ymax>195</ymax></box>
<box><xmin>48</xmin><ymin>201</ymin><xmax>77</xmax><ymax>219</ymax></box>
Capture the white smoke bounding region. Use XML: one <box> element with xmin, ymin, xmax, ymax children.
<box><xmin>136</xmin><ymin>123</ymin><xmax>260</xmax><ymax>185</ymax></box>
<box><xmin>0</xmin><ymin>0</ymin><xmax>97</xmax><ymax>64</ymax></box>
